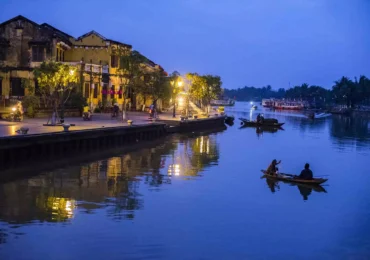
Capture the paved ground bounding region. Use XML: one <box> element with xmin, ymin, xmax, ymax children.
<box><xmin>0</xmin><ymin>108</ymin><xmax>217</xmax><ymax>137</ymax></box>
<box><xmin>0</xmin><ymin>99</ymin><xmax>222</xmax><ymax>137</ymax></box>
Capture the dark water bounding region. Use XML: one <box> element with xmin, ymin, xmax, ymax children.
<box><xmin>1</xmin><ymin>102</ymin><xmax>370</xmax><ymax>260</ymax></box>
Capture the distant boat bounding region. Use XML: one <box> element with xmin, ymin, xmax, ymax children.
<box><xmin>262</xmin><ymin>99</ymin><xmax>308</xmax><ymax>110</ymax></box>
<box><xmin>262</xmin><ymin>99</ymin><xmax>275</xmax><ymax>108</ymax></box>
<box><xmin>210</xmin><ymin>99</ymin><xmax>235</xmax><ymax>106</ymax></box>
<box><xmin>239</xmin><ymin>117</ymin><xmax>284</xmax><ymax>128</ymax></box>
<box><xmin>307</xmin><ymin>112</ymin><xmax>332</xmax><ymax>119</ymax></box>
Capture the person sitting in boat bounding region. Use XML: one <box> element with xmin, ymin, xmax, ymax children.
<box><xmin>298</xmin><ymin>163</ymin><xmax>313</xmax><ymax>180</ymax></box>
<box><xmin>266</xmin><ymin>159</ymin><xmax>281</xmax><ymax>175</ymax></box>
<box><xmin>257</xmin><ymin>113</ymin><xmax>261</xmax><ymax>123</ymax></box>
<box><xmin>256</xmin><ymin>113</ymin><xmax>264</xmax><ymax>123</ymax></box>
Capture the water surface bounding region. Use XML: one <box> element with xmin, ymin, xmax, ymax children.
<box><xmin>1</xmin><ymin>103</ymin><xmax>370</xmax><ymax>259</ymax></box>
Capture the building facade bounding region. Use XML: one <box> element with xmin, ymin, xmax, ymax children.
<box><xmin>0</xmin><ymin>15</ymin><xmax>165</xmax><ymax>112</ymax></box>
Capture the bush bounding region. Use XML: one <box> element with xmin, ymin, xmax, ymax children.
<box><xmin>94</xmin><ymin>107</ymin><xmax>101</xmax><ymax>113</ymax></box>
<box><xmin>102</xmin><ymin>98</ymin><xmax>108</xmax><ymax>109</ymax></box>
<box><xmin>26</xmin><ymin>106</ymin><xmax>35</xmax><ymax>118</ymax></box>
<box><xmin>68</xmin><ymin>92</ymin><xmax>88</xmax><ymax>111</ymax></box>
<box><xmin>22</xmin><ymin>96</ymin><xmax>40</xmax><ymax>118</ymax></box>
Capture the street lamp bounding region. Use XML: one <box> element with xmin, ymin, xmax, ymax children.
<box><xmin>171</xmin><ymin>78</ymin><xmax>183</xmax><ymax>118</ymax></box>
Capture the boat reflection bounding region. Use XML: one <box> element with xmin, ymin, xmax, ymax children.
<box><xmin>239</xmin><ymin>124</ymin><xmax>284</xmax><ymax>137</ymax></box>
<box><xmin>262</xmin><ymin>176</ymin><xmax>327</xmax><ymax>201</ymax></box>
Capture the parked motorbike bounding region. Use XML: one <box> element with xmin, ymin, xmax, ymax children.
<box><xmin>7</xmin><ymin>107</ymin><xmax>23</xmax><ymax>122</ymax></box>
<box><xmin>82</xmin><ymin>112</ymin><xmax>92</xmax><ymax>121</ymax></box>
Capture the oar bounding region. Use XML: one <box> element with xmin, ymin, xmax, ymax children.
<box><xmin>282</xmin><ymin>173</ymin><xmax>296</xmax><ymax>177</ymax></box>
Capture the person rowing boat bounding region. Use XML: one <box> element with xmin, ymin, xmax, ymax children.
<box><xmin>266</xmin><ymin>159</ymin><xmax>281</xmax><ymax>176</ymax></box>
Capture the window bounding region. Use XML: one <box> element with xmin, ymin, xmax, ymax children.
<box><xmin>10</xmin><ymin>78</ymin><xmax>24</xmax><ymax>97</ymax></box>
<box><xmin>34</xmin><ymin>79</ymin><xmax>41</xmax><ymax>96</ymax></box>
<box><xmin>111</xmin><ymin>55</ymin><xmax>118</xmax><ymax>68</ymax></box>
<box><xmin>32</xmin><ymin>46</ymin><xmax>44</xmax><ymax>62</ymax></box>
<box><xmin>84</xmin><ymin>83</ymin><xmax>90</xmax><ymax>98</ymax></box>
<box><xmin>56</xmin><ymin>49</ymin><xmax>59</xmax><ymax>61</ymax></box>
<box><xmin>111</xmin><ymin>85</ymin><xmax>115</xmax><ymax>99</ymax></box>
<box><xmin>0</xmin><ymin>78</ymin><xmax>2</xmax><ymax>96</ymax></box>
<box><xmin>94</xmin><ymin>83</ymin><xmax>98</xmax><ymax>98</ymax></box>
<box><xmin>119</xmin><ymin>85</ymin><xmax>123</xmax><ymax>99</ymax></box>
<box><xmin>127</xmin><ymin>86</ymin><xmax>134</xmax><ymax>100</ymax></box>
<box><xmin>0</xmin><ymin>47</ymin><xmax>6</xmax><ymax>61</ymax></box>
<box><xmin>144</xmin><ymin>74</ymin><xmax>151</xmax><ymax>83</ymax></box>
<box><xmin>61</xmin><ymin>51</ymin><xmax>64</xmax><ymax>61</ymax></box>
<box><xmin>102</xmin><ymin>84</ymin><xmax>108</xmax><ymax>99</ymax></box>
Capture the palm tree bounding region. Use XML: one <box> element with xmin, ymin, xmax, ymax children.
<box><xmin>332</xmin><ymin>76</ymin><xmax>356</xmax><ymax>107</ymax></box>
<box><xmin>358</xmin><ymin>75</ymin><xmax>370</xmax><ymax>105</ymax></box>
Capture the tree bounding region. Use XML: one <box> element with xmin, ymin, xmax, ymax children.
<box><xmin>114</xmin><ymin>49</ymin><xmax>145</xmax><ymax>118</ymax></box>
<box><xmin>186</xmin><ymin>73</ymin><xmax>222</xmax><ymax>114</ymax></box>
<box><xmin>203</xmin><ymin>74</ymin><xmax>222</xmax><ymax>108</ymax></box>
<box><xmin>144</xmin><ymin>70</ymin><xmax>171</xmax><ymax>110</ymax></box>
<box><xmin>186</xmin><ymin>73</ymin><xmax>207</xmax><ymax>106</ymax></box>
<box><xmin>357</xmin><ymin>76</ymin><xmax>370</xmax><ymax>105</ymax></box>
<box><xmin>332</xmin><ymin>77</ymin><xmax>356</xmax><ymax>107</ymax></box>
<box><xmin>33</xmin><ymin>61</ymin><xmax>78</xmax><ymax>124</ymax></box>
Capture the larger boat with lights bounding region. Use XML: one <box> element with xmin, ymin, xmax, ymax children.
<box><xmin>210</xmin><ymin>99</ymin><xmax>235</xmax><ymax>106</ymax></box>
<box><xmin>262</xmin><ymin>99</ymin><xmax>307</xmax><ymax>110</ymax></box>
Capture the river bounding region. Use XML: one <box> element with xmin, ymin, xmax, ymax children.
<box><xmin>1</xmin><ymin>102</ymin><xmax>370</xmax><ymax>259</ymax></box>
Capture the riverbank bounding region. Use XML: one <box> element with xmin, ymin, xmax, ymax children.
<box><xmin>0</xmin><ymin>111</ymin><xmax>228</xmax><ymax>176</ymax></box>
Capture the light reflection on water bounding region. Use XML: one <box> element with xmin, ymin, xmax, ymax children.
<box><xmin>0</xmin><ymin>102</ymin><xmax>370</xmax><ymax>259</ymax></box>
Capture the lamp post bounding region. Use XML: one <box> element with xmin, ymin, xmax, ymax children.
<box><xmin>171</xmin><ymin>79</ymin><xmax>183</xmax><ymax>118</ymax></box>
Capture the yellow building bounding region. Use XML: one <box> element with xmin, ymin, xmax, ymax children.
<box><xmin>0</xmin><ymin>15</ymin><xmax>74</xmax><ymax>111</ymax></box>
<box><xmin>0</xmin><ymin>15</ymin><xmax>166</xmax><ymax>113</ymax></box>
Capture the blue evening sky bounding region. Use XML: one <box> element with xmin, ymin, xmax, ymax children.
<box><xmin>1</xmin><ymin>0</ymin><xmax>369</xmax><ymax>89</ymax></box>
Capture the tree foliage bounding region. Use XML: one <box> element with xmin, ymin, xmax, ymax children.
<box><xmin>186</xmin><ymin>73</ymin><xmax>222</xmax><ymax>106</ymax></box>
<box><xmin>224</xmin><ymin>75</ymin><xmax>370</xmax><ymax>108</ymax></box>
<box><xmin>33</xmin><ymin>61</ymin><xmax>78</xmax><ymax>108</ymax></box>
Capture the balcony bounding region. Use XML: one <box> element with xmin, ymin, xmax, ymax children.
<box><xmin>84</xmin><ymin>64</ymin><xmax>109</xmax><ymax>74</ymax></box>
<box><xmin>29</xmin><ymin>61</ymin><xmax>109</xmax><ymax>74</ymax></box>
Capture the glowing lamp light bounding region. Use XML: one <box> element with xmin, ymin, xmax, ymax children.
<box><xmin>168</xmin><ymin>164</ymin><xmax>181</xmax><ymax>176</ymax></box>
<box><xmin>11</xmin><ymin>107</ymin><xmax>16</xmax><ymax>112</ymax></box>
<box><xmin>178</xmin><ymin>96</ymin><xmax>184</xmax><ymax>106</ymax></box>
<box><xmin>178</xmin><ymin>81</ymin><xmax>183</xmax><ymax>87</ymax></box>
<box><xmin>250</xmin><ymin>101</ymin><xmax>254</xmax><ymax>105</ymax></box>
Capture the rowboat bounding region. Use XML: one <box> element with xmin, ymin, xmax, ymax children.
<box><xmin>260</xmin><ymin>170</ymin><xmax>328</xmax><ymax>185</ymax></box>
<box><xmin>239</xmin><ymin>118</ymin><xmax>284</xmax><ymax>127</ymax></box>
<box><xmin>261</xmin><ymin>175</ymin><xmax>327</xmax><ymax>193</ymax></box>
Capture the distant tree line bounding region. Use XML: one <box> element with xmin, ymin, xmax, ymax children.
<box><xmin>224</xmin><ymin>76</ymin><xmax>370</xmax><ymax>108</ymax></box>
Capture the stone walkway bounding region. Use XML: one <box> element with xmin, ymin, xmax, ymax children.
<box><xmin>0</xmin><ymin>112</ymin><xmax>162</xmax><ymax>137</ymax></box>
<box><xmin>0</xmin><ymin>108</ymin><xmax>217</xmax><ymax>137</ymax></box>
<box><xmin>0</xmin><ymin>99</ymin><xmax>222</xmax><ymax>137</ymax></box>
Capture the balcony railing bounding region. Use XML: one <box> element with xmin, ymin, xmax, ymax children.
<box><xmin>29</xmin><ymin>61</ymin><xmax>109</xmax><ymax>74</ymax></box>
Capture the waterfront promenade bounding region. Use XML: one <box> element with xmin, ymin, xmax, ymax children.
<box><xmin>0</xmin><ymin>101</ymin><xmax>217</xmax><ymax>137</ymax></box>
<box><xmin>0</xmin><ymin>110</ymin><xmax>214</xmax><ymax>137</ymax></box>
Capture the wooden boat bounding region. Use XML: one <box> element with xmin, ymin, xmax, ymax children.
<box><xmin>239</xmin><ymin>118</ymin><xmax>284</xmax><ymax>127</ymax></box>
<box><xmin>261</xmin><ymin>175</ymin><xmax>327</xmax><ymax>193</ymax></box>
<box><xmin>260</xmin><ymin>170</ymin><xmax>328</xmax><ymax>185</ymax></box>
<box><xmin>225</xmin><ymin>115</ymin><xmax>235</xmax><ymax>126</ymax></box>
